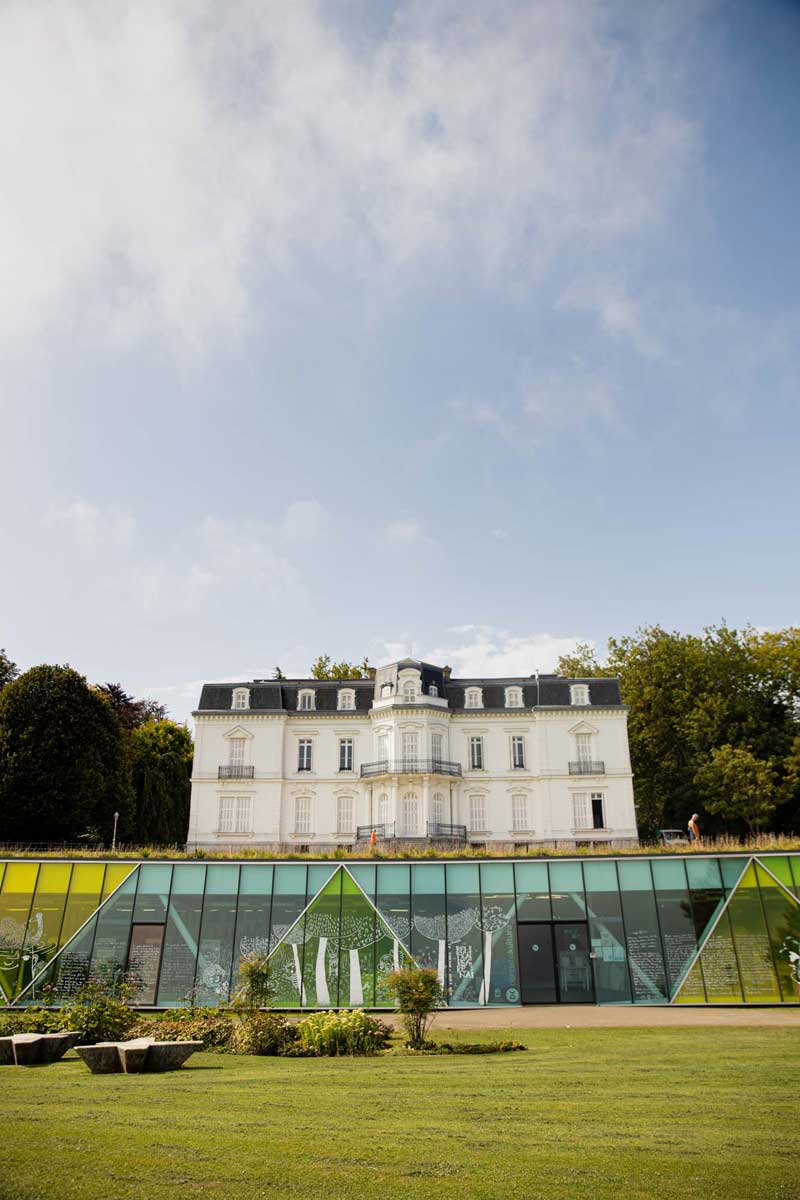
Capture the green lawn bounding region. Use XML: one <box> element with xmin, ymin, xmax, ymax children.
<box><xmin>3</xmin><ymin>1028</ymin><xmax>798</xmax><ymax>1200</ymax></box>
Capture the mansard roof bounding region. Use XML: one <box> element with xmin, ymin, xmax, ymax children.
<box><xmin>195</xmin><ymin>667</ymin><xmax>622</xmax><ymax>713</ymax></box>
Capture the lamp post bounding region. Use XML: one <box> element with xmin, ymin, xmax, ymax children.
<box><xmin>112</xmin><ymin>811</ymin><xmax>119</xmax><ymax>852</ymax></box>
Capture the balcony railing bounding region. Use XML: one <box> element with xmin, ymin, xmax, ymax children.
<box><xmin>427</xmin><ymin>822</ymin><xmax>467</xmax><ymax>842</ymax></box>
<box><xmin>218</xmin><ymin>765</ymin><xmax>255</xmax><ymax>779</ymax></box>
<box><xmin>360</xmin><ymin>758</ymin><xmax>462</xmax><ymax>779</ymax></box>
<box><xmin>568</xmin><ymin>761</ymin><xmax>605</xmax><ymax>775</ymax></box>
<box><xmin>356</xmin><ymin>823</ymin><xmax>396</xmax><ymax>843</ymax></box>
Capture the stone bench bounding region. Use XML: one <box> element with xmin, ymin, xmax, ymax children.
<box><xmin>0</xmin><ymin>1032</ymin><xmax>81</xmax><ymax>1066</ymax></box>
<box><xmin>76</xmin><ymin>1038</ymin><xmax>203</xmax><ymax>1074</ymax></box>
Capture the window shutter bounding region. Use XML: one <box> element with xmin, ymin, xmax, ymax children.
<box><xmin>219</xmin><ymin>795</ymin><xmax>234</xmax><ymax>832</ymax></box>
<box><xmin>572</xmin><ymin>793</ymin><xmax>589</xmax><ymax>829</ymax></box>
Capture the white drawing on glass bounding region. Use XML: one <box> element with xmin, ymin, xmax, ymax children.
<box><xmin>781</xmin><ymin>938</ymin><xmax>800</xmax><ymax>991</ymax></box>
<box><xmin>382</xmin><ymin>914</ymin><xmax>410</xmax><ymax>972</ymax></box>
<box><xmin>475</xmin><ymin>905</ymin><xmax>508</xmax><ymax>1005</ymax></box>
<box><xmin>455</xmin><ymin>943</ymin><xmax>473</xmax><ymax>980</ymax></box>
<box><xmin>304</xmin><ymin>912</ymin><xmax>339</xmax><ymax>1006</ymax></box>
<box><xmin>413</xmin><ymin>914</ymin><xmax>448</xmax><ymax>987</ymax></box>
<box><xmin>339</xmin><ymin>915</ymin><xmax>380</xmax><ymax>1006</ymax></box>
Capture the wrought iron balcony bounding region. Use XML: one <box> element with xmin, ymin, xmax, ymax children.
<box><xmin>355</xmin><ymin>823</ymin><xmax>396</xmax><ymax>843</ymax></box>
<box><xmin>218</xmin><ymin>765</ymin><xmax>255</xmax><ymax>779</ymax></box>
<box><xmin>360</xmin><ymin>758</ymin><xmax>462</xmax><ymax>779</ymax></box>
<box><xmin>427</xmin><ymin>822</ymin><xmax>467</xmax><ymax>842</ymax></box>
<box><xmin>568</xmin><ymin>761</ymin><xmax>605</xmax><ymax>775</ymax></box>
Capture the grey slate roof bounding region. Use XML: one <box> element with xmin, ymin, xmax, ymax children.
<box><xmin>195</xmin><ymin>671</ymin><xmax>622</xmax><ymax>712</ymax></box>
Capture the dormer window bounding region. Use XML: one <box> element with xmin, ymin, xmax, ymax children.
<box><xmin>337</xmin><ymin>689</ymin><xmax>355</xmax><ymax>711</ymax></box>
<box><xmin>402</xmin><ymin>681</ymin><xmax>417</xmax><ymax>703</ymax></box>
<box><xmin>380</xmin><ymin>681</ymin><xmax>393</xmax><ymax>698</ymax></box>
<box><xmin>505</xmin><ymin>687</ymin><xmax>523</xmax><ymax>708</ymax></box>
<box><xmin>298</xmin><ymin>689</ymin><xmax>315</xmax><ymax>711</ymax></box>
<box><xmin>428</xmin><ymin>684</ymin><xmax>438</xmax><ymax>697</ymax></box>
<box><xmin>465</xmin><ymin>687</ymin><xmax>483</xmax><ymax>709</ymax></box>
<box><xmin>570</xmin><ymin>684</ymin><xmax>590</xmax><ymax>706</ymax></box>
<box><xmin>232</xmin><ymin>688</ymin><xmax>250</xmax><ymax>710</ymax></box>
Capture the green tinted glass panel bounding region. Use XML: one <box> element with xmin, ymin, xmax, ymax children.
<box><xmin>133</xmin><ymin>864</ymin><xmax>173</xmax><ymax>922</ymax></box>
<box><xmin>270</xmin><ymin>866</ymin><xmax>308</xmax><ymax>954</ymax></box>
<box><xmin>673</xmin><ymin>959</ymin><xmax>705</xmax><ymax>1004</ymax></box>
<box><xmin>157</xmin><ymin>867</ymin><xmax>205</xmax><ymax>1006</ymax></box>
<box><xmin>274</xmin><ymin>866</ymin><xmax>307</xmax><ymax>895</ymax></box>
<box><xmin>697</xmin><ymin>910</ymin><xmax>742</xmax><ymax>1002</ymax></box>
<box><xmin>22</xmin><ymin>864</ymin><xmax>72</xmax><ymax>990</ymax></box>
<box><xmin>584</xmin><ymin>862</ymin><xmax>631</xmax><ymax>1004</ymax></box>
<box><xmin>232</xmin><ymin>866</ymin><xmax>272</xmax><ymax>997</ymax></box>
<box><xmin>307</xmin><ymin>865</ymin><xmax>336</xmax><ymax>896</ymax></box>
<box><xmin>445</xmin><ymin>864</ymin><xmax>481</xmax><ymax>1006</ymax></box>
<box><xmin>102</xmin><ymin>864</ymin><xmax>135</xmax><ymax>899</ymax></box>
<box><xmin>653</xmin><ymin>859</ymin><xmax>699</xmax><ymax>993</ymax></box>
<box><xmin>194</xmin><ymin>866</ymin><xmax>240</xmax><ymax>1003</ymax></box>
<box><xmin>686</xmin><ymin>857</ymin><xmax>726</xmax><ymax>943</ymax></box>
<box><xmin>727</xmin><ymin>864</ymin><xmax>781</xmax><ymax>1002</ymax></box>
<box><xmin>91</xmin><ymin>872</ymin><xmax>138</xmax><ymax>991</ymax></box>
<box><xmin>618</xmin><ymin>862</ymin><xmax>668</xmax><ymax>1003</ymax></box>
<box><xmin>239</xmin><ymin>865</ymin><xmax>273</xmax><ymax>896</ymax></box>
<box><xmin>549</xmin><ymin>862</ymin><xmax>585</xmax><ymax>920</ymax></box>
<box><xmin>720</xmin><ymin>858</ymin><xmax>748</xmax><ymax>891</ymax></box>
<box><xmin>755</xmin><ymin>863</ymin><xmax>800</xmax><ymax>1002</ymax></box>
<box><xmin>205</xmin><ymin>865</ymin><xmax>239</xmax><ymax>896</ymax></box>
<box><xmin>583</xmin><ymin>861</ymin><xmax>618</xmax><ymax>892</ymax></box>
<box><xmin>348</xmin><ymin>865</ymin><xmax>376</xmax><ymax>896</ymax></box>
<box><xmin>411</xmin><ymin>866</ymin><xmax>446</xmax><ymax>978</ymax></box>
<box><xmin>376</xmin><ymin>865</ymin><xmax>410</xmax><ymax>949</ymax></box>
<box><xmin>479</xmin><ymin>863</ymin><xmax>519</xmax><ymax>1006</ymax></box>
<box><xmin>60</xmin><ymin>863</ymin><xmax>105</xmax><ymax>944</ymax></box>
<box><xmin>514</xmin><ymin>862</ymin><xmax>551</xmax><ymax>921</ymax></box>
<box><xmin>617</xmin><ymin>860</ymin><xmax>652</xmax><ymax>891</ymax></box>
<box><xmin>790</xmin><ymin>857</ymin><xmax>800</xmax><ymax>895</ymax></box>
<box><xmin>757</xmin><ymin>857</ymin><xmax>796</xmax><ymax>897</ymax></box>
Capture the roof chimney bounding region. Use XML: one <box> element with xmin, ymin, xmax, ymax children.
<box><xmin>442</xmin><ymin>665</ymin><xmax>452</xmax><ymax>680</ymax></box>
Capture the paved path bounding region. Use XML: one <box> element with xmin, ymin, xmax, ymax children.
<box><xmin>386</xmin><ymin>1005</ymin><xmax>800</xmax><ymax>1030</ymax></box>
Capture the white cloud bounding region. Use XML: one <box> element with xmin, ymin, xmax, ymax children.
<box><xmin>280</xmin><ymin>500</ymin><xmax>328</xmax><ymax>543</ymax></box>
<box><xmin>383</xmin><ymin>519</ymin><xmax>429</xmax><ymax>546</ymax></box>
<box><xmin>44</xmin><ymin>500</ymin><xmax>136</xmax><ymax>553</ymax></box>
<box><xmin>375</xmin><ymin>625</ymin><xmax>591</xmax><ymax>677</ymax></box>
<box><xmin>557</xmin><ymin>278</ymin><xmax>662</xmax><ymax>359</ymax></box>
<box><xmin>522</xmin><ymin>363</ymin><xmax>622</xmax><ymax>433</ymax></box>
<box><xmin>0</xmin><ymin>0</ymin><xmax>696</xmax><ymax>352</ymax></box>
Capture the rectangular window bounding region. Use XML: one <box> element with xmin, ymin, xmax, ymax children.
<box><xmin>229</xmin><ymin>738</ymin><xmax>246</xmax><ymax>766</ymax></box>
<box><xmin>336</xmin><ymin>795</ymin><xmax>353</xmax><ymax>833</ymax></box>
<box><xmin>339</xmin><ymin>737</ymin><xmax>354</xmax><ymax>771</ymax></box>
<box><xmin>220</xmin><ymin>795</ymin><xmax>252</xmax><ymax>833</ymax></box>
<box><xmin>294</xmin><ymin>796</ymin><xmax>311</xmax><ymax>834</ymax></box>
<box><xmin>401</xmin><ymin>732</ymin><xmax>418</xmax><ymax>763</ymax></box>
<box><xmin>572</xmin><ymin>792</ymin><xmax>590</xmax><ymax>829</ymax></box>
<box><xmin>469</xmin><ymin>794</ymin><xmax>486</xmax><ymax>831</ymax></box>
<box><xmin>591</xmin><ymin>792</ymin><xmax>605</xmax><ymax>829</ymax></box>
<box><xmin>469</xmin><ymin>736</ymin><xmax>484</xmax><ymax>769</ymax></box>
<box><xmin>377</xmin><ymin>734</ymin><xmax>389</xmax><ymax>761</ymax></box>
<box><xmin>511</xmin><ymin>735</ymin><xmax>526</xmax><ymax>769</ymax></box>
<box><xmin>298</xmin><ymin>691</ymin><xmax>314</xmax><ymax>710</ymax></box>
<box><xmin>219</xmin><ymin>795</ymin><xmax>234</xmax><ymax>832</ymax></box>
<box><xmin>512</xmin><ymin>793</ymin><xmax>528</xmax><ymax>831</ymax></box>
<box><xmin>338</xmin><ymin>691</ymin><xmax>355</xmax><ymax>710</ymax></box>
<box><xmin>298</xmin><ymin>739</ymin><xmax>313</xmax><ymax>771</ymax></box>
<box><xmin>234</xmin><ymin>795</ymin><xmax>251</xmax><ymax>833</ymax></box>
<box><xmin>431</xmin><ymin>732</ymin><xmax>443</xmax><ymax>761</ymax></box>
<box><xmin>576</xmin><ymin>733</ymin><xmax>592</xmax><ymax>763</ymax></box>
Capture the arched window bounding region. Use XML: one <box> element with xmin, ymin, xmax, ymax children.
<box><xmin>505</xmin><ymin>687</ymin><xmax>523</xmax><ymax>708</ymax></box>
<box><xmin>298</xmin><ymin>689</ymin><xmax>315</xmax><ymax>711</ymax></box>
<box><xmin>232</xmin><ymin>688</ymin><xmax>250</xmax><ymax>710</ymax></box>
<box><xmin>465</xmin><ymin>687</ymin><xmax>483</xmax><ymax>709</ymax></box>
<box><xmin>429</xmin><ymin>683</ymin><xmax>438</xmax><ymax>697</ymax></box>
<box><xmin>294</xmin><ymin>795</ymin><xmax>311</xmax><ymax>834</ymax></box>
<box><xmin>402</xmin><ymin>681</ymin><xmax>417</xmax><ymax>703</ymax></box>
<box><xmin>337</xmin><ymin>689</ymin><xmax>355</xmax><ymax>711</ymax></box>
<box><xmin>336</xmin><ymin>795</ymin><xmax>354</xmax><ymax>833</ymax></box>
<box><xmin>381</xmin><ymin>681</ymin><xmax>393</xmax><ymax>697</ymax></box>
<box><xmin>401</xmin><ymin>792</ymin><xmax>419</xmax><ymax>836</ymax></box>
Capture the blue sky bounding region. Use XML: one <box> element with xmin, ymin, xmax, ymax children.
<box><xmin>2</xmin><ymin>0</ymin><xmax>799</xmax><ymax>723</ymax></box>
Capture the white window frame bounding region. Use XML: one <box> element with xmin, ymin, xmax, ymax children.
<box><xmin>337</xmin><ymin>689</ymin><xmax>355</xmax><ymax>711</ymax></box>
<box><xmin>575</xmin><ymin>732</ymin><xmax>593</xmax><ymax>764</ymax></box>
<box><xmin>297</xmin><ymin>739</ymin><xmax>313</xmax><ymax>772</ymax></box>
<box><xmin>378</xmin><ymin>793</ymin><xmax>391</xmax><ymax>825</ymax></box>
<box><xmin>511</xmin><ymin>793</ymin><xmax>528</xmax><ymax>832</ymax></box>
<box><xmin>465</xmin><ymin>687</ymin><xmax>483</xmax><ymax>709</ymax></box>
<box><xmin>338</xmin><ymin>737</ymin><xmax>354</xmax><ymax>772</ymax></box>
<box><xmin>402</xmin><ymin>681</ymin><xmax>417</xmax><ymax>703</ymax></box>
<box><xmin>572</xmin><ymin>792</ymin><xmax>590</xmax><ymax>830</ymax></box>
<box><xmin>219</xmin><ymin>794</ymin><xmax>251</xmax><ymax>834</ymax></box>
<box><xmin>401</xmin><ymin>791</ymin><xmax>419</xmax><ymax>836</ymax></box>
<box><xmin>505</xmin><ymin>687</ymin><xmax>523</xmax><ymax>708</ymax></box>
<box><xmin>401</xmin><ymin>732</ymin><xmax>418</xmax><ymax>763</ymax></box>
<box><xmin>297</xmin><ymin>689</ymin><xmax>316</xmax><ymax>711</ymax></box>
<box><xmin>294</xmin><ymin>795</ymin><xmax>312</xmax><ymax>835</ymax></box>
<box><xmin>231</xmin><ymin>688</ymin><xmax>250</xmax><ymax>711</ymax></box>
<box><xmin>591</xmin><ymin>791</ymin><xmax>605</xmax><ymax>830</ymax></box>
<box><xmin>431</xmin><ymin>732</ymin><xmax>443</xmax><ymax>761</ymax></box>
<box><xmin>469</xmin><ymin>793</ymin><xmax>487</xmax><ymax>832</ymax></box>
<box><xmin>336</xmin><ymin>794</ymin><xmax>354</xmax><ymax>834</ymax></box>
<box><xmin>570</xmin><ymin>684</ymin><xmax>590</xmax><ymax>706</ymax></box>
<box><xmin>510</xmin><ymin>735</ymin><xmax>526</xmax><ymax>769</ymax></box>
<box><xmin>431</xmin><ymin>792</ymin><xmax>445</xmax><ymax>824</ymax></box>
<box><xmin>428</xmin><ymin>683</ymin><xmax>438</xmax><ymax>697</ymax></box>
<box><xmin>229</xmin><ymin>737</ymin><xmax>246</xmax><ymax>767</ymax></box>
<box><xmin>469</xmin><ymin>735</ymin><xmax>484</xmax><ymax>770</ymax></box>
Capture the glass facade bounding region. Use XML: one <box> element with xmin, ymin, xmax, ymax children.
<box><xmin>3</xmin><ymin>854</ymin><xmax>799</xmax><ymax>1008</ymax></box>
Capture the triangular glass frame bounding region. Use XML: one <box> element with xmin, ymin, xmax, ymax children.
<box><xmin>266</xmin><ymin>865</ymin><xmax>414</xmax><ymax>1008</ymax></box>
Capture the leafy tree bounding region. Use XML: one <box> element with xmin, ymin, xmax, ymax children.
<box><xmin>0</xmin><ymin>649</ymin><xmax>18</xmax><ymax>692</ymax></box>
<box><xmin>0</xmin><ymin>665</ymin><xmax>131</xmax><ymax>843</ymax></box>
<box><xmin>310</xmin><ymin>654</ymin><xmax>371</xmax><ymax>680</ymax></box>
<box><xmin>96</xmin><ymin>682</ymin><xmax>167</xmax><ymax>730</ymax></box>
<box><xmin>695</xmin><ymin>745</ymin><xmax>780</xmax><ymax>833</ymax></box>
<box><xmin>271</xmin><ymin>667</ymin><xmax>286</xmax><ymax>680</ymax></box>
<box><xmin>557</xmin><ymin>625</ymin><xmax>800</xmax><ymax>837</ymax></box>
<box><xmin>385</xmin><ymin>966</ymin><xmax>443</xmax><ymax>1049</ymax></box>
<box><xmin>129</xmin><ymin>719</ymin><xmax>193</xmax><ymax>844</ymax></box>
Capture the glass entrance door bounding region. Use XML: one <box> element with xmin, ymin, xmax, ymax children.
<box><xmin>518</xmin><ymin>921</ymin><xmax>595</xmax><ymax>1004</ymax></box>
<box><xmin>517</xmin><ymin>923</ymin><xmax>557</xmax><ymax>1004</ymax></box>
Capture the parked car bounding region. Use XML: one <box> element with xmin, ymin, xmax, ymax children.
<box><xmin>657</xmin><ymin>828</ymin><xmax>688</xmax><ymax>846</ymax></box>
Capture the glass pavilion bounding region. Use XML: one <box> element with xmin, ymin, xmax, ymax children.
<box><xmin>1</xmin><ymin>853</ymin><xmax>798</xmax><ymax>1009</ymax></box>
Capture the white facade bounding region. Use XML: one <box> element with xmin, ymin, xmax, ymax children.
<box><xmin>188</xmin><ymin>660</ymin><xmax>637</xmax><ymax>850</ymax></box>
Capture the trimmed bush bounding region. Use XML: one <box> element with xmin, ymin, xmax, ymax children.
<box><xmin>129</xmin><ymin>1008</ymin><xmax>235</xmax><ymax>1051</ymax></box>
<box><xmin>402</xmin><ymin>1040</ymin><xmax>527</xmax><ymax>1055</ymax></box>
<box><xmin>296</xmin><ymin>1010</ymin><xmax>392</xmax><ymax>1056</ymax></box>
<box><xmin>62</xmin><ymin>981</ymin><xmax>136</xmax><ymax>1045</ymax></box>
<box><xmin>384</xmin><ymin>967</ymin><xmax>443</xmax><ymax>1049</ymax></box>
<box><xmin>231</xmin><ymin>1013</ymin><xmax>297</xmax><ymax>1056</ymax></box>
<box><xmin>0</xmin><ymin>1008</ymin><xmax>65</xmax><ymax>1035</ymax></box>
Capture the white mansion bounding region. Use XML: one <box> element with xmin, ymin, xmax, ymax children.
<box><xmin>188</xmin><ymin>659</ymin><xmax>637</xmax><ymax>850</ymax></box>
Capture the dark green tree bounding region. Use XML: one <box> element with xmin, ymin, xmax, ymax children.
<box><xmin>96</xmin><ymin>682</ymin><xmax>167</xmax><ymax>730</ymax></box>
<box><xmin>0</xmin><ymin>649</ymin><xmax>18</xmax><ymax>692</ymax></box>
<box><xmin>310</xmin><ymin>654</ymin><xmax>371</xmax><ymax>679</ymax></box>
<box><xmin>128</xmin><ymin>719</ymin><xmax>193</xmax><ymax>844</ymax></box>
<box><xmin>272</xmin><ymin>666</ymin><xmax>286</xmax><ymax>680</ymax></box>
<box><xmin>0</xmin><ymin>665</ymin><xmax>131</xmax><ymax>843</ymax></box>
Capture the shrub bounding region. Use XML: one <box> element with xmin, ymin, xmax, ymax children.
<box><xmin>403</xmin><ymin>1040</ymin><xmax>527</xmax><ymax>1055</ymax></box>
<box><xmin>296</xmin><ymin>1010</ymin><xmax>392</xmax><ymax>1056</ymax></box>
<box><xmin>231</xmin><ymin>951</ymin><xmax>275</xmax><ymax>1011</ymax></box>
<box><xmin>129</xmin><ymin>1008</ymin><xmax>235</xmax><ymax>1051</ymax></box>
<box><xmin>384</xmin><ymin>966</ymin><xmax>443</xmax><ymax>1049</ymax></box>
<box><xmin>0</xmin><ymin>1008</ymin><xmax>65</xmax><ymax>1035</ymax></box>
<box><xmin>231</xmin><ymin>1013</ymin><xmax>298</xmax><ymax>1056</ymax></box>
<box><xmin>62</xmin><ymin>979</ymin><xmax>136</xmax><ymax>1045</ymax></box>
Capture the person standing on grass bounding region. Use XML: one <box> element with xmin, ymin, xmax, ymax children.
<box><xmin>688</xmin><ymin>813</ymin><xmax>701</xmax><ymax>843</ymax></box>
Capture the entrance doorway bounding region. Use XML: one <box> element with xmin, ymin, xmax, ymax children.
<box><xmin>517</xmin><ymin>922</ymin><xmax>595</xmax><ymax>1004</ymax></box>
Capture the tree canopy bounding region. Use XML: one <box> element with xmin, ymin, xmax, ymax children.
<box><xmin>0</xmin><ymin>648</ymin><xmax>18</xmax><ymax>692</ymax></box>
<box><xmin>557</xmin><ymin>625</ymin><xmax>800</xmax><ymax>837</ymax></box>
<box><xmin>95</xmin><ymin>682</ymin><xmax>167</xmax><ymax>730</ymax></box>
<box><xmin>0</xmin><ymin>665</ymin><xmax>131</xmax><ymax>843</ymax></box>
<box><xmin>310</xmin><ymin>654</ymin><xmax>371</xmax><ymax>680</ymax></box>
<box><xmin>129</xmin><ymin>719</ymin><xmax>193</xmax><ymax>844</ymax></box>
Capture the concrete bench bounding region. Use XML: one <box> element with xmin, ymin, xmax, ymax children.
<box><xmin>76</xmin><ymin>1038</ymin><xmax>203</xmax><ymax>1074</ymax></box>
<box><xmin>0</xmin><ymin>1032</ymin><xmax>81</xmax><ymax>1066</ymax></box>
